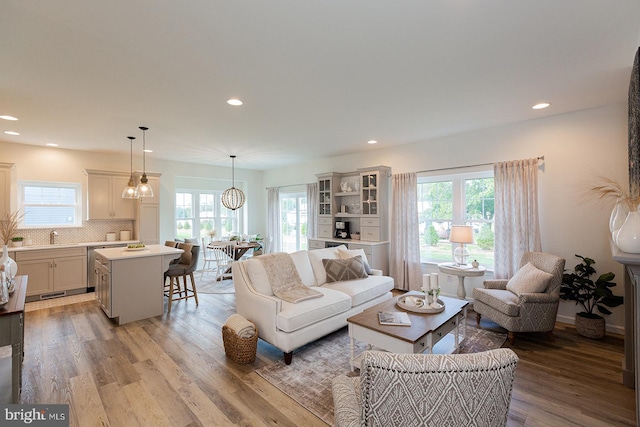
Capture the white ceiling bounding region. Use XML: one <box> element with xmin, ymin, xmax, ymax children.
<box><xmin>1</xmin><ymin>1</ymin><xmax>639</xmax><ymax>170</ymax></box>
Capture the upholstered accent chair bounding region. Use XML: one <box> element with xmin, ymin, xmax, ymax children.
<box><xmin>332</xmin><ymin>349</ymin><xmax>518</xmax><ymax>427</ymax></box>
<box><xmin>473</xmin><ymin>251</ymin><xmax>566</xmax><ymax>344</ymax></box>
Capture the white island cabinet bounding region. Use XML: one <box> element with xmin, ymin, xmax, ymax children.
<box><xmin>94</xmin><ymin>244</ymin><xmax>182</xmax><ymax>325</ymax></box>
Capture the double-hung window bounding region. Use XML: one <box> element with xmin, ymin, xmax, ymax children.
<box><xmin>175</xmin><ymin>190</ymin><xmax>238</xmax><ymax>240</ymax></box>
<box><xmin>18</xmin><ymin>181</ymin><xmax>82</xmax><ymax>227</ymax></box>
<box><xmin>418</xmin><ymin>170</ymin><xmax>495</xmax><ymax>269</ymax></box>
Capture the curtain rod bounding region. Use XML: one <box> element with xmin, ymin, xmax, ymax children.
<box><xmin>416</xmin><ymin>156</ymin><xmax>544</xmax><ymax>174</ymax></box>
<box><xmin>266</xmin><ymin>182</ymin><xmax>311</xmax><ymax>190</ymax></box>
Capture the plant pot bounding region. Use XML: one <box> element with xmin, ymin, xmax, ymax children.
<box><xmin>575</xmin><ymin>313</ymin><xmax>606</xmax><ymax>339</ymax></box>
<box><xmin>11</xmin><ymin>241</ymin><xmax>23</xmax><ymax>247</ymax></box>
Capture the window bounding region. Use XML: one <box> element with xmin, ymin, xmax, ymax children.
<box><xmin>280</xmin><ymin>191</ymin><xmax>308</xmax><ymax>252</ymax></box>
<box><xmin>175</xmin><ymin>190</ymin><xmax>238</xmax><ymax>240</ymax></box>
<box><xmin>418</xmin><ymin>170</ymin><xmax>494</xmax><ymax>268</ymax></box>
<box><xmin>18</xmin><ymin>181</ymin><xmax>82</xmax><ymax>227</ymax></box>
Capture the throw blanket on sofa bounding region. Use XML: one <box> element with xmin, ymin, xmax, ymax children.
<box><xmin>257</xmin><ymin>253</ymin><xmax>323</xmax><ymax>303</ymax></box>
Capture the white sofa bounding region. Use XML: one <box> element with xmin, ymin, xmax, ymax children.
<box><xmin>232</xmin><ymin>245</ymin><xmax>394</xmax><ymax>364</ymax></box>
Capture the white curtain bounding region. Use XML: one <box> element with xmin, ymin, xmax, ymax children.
<box><xmin>493</xmin><ymin>158</ymin><xmax>542</xmax><ymax>279</ymax></box>
<box><xmin>307</xmin><ymin>183</ymin><xmax>318</xmax><ymax>239</ymax></box>
<box><xmin>267</xmin><ymin>187</ymin><xmax>281</xmax><ymax>253</ymax></box>
<box><xmin>390</xmin><ymin>173</ymin><xmax>422</xmax><ymax>290</ymax></box>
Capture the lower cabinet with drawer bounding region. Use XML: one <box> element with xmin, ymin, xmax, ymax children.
<box><xmin>348</xmin><ymin>241</ymin><xmax>389</xmax><ymax>275</ymax></box>
<box><xmin>15</xmin><ymin>247</ymin><xmax>88</xmax><ymax>300</ymax></box>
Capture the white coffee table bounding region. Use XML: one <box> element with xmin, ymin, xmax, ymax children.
<box><xmin>438</xmin><ymin>262</ymin><xmax>486</xmax><ymax>300</ymax></box>
<box><xmin>346</xmin><ymin>296</ymin><xmax>468</xmax><ymax>371</ymax></box>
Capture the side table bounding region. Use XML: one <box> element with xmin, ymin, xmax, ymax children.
<box><xmin>437</xmin><ymin>262</ymin><xmax>486</xmax><ymax>300</ymax></box>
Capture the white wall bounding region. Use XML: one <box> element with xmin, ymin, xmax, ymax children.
<box><xmin>0</xmin><ymin>141</ymin><xmax>266</xmax><ymax>243</ymax></box>
<box><xmin>264</xmin><ymin>103</ymin><xmax>629</xmax><ymax>333</ymax></box>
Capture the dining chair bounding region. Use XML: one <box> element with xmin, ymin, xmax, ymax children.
<box><xmin>210</xmin><ymin>241</ymin><xmax>235</xmax><ymax>281</ymax></box>
<box><xmin>200</xmin><ymin>237</ymin><xmax>217</xmax><ymax>279</ymax></box>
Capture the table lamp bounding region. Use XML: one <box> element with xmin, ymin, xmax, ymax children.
<box><xmin>449</xmin><ymin>225</ymin><xmax>474</xmax><ymax>265</ymax></box>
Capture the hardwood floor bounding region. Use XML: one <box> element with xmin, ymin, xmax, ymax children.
<box><xmin>17</xmin><ymin>292</ymin><xmax>636</xmax><ymax>426</ymax></box>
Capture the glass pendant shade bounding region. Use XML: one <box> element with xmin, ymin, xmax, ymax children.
<box><xmin>221</xmin><ymin>155</ymin><xmax>245</xmax><ymax>210</ymax></box>
<box><xmin>122</xmin><ymin>136</ymin><xmax>140</xmax><ymax>199</ymax></box>
<box><xmin>136</xmin><ymin>126</ymin><xmax>154</xmax><ymax>198</ymax></box>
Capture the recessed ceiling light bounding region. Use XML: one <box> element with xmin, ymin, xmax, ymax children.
<box><xmin>0</xmin><ymin>115</ymin><xmax>18</xmax><ymax>121</ymax></box>
<box><xmin>227</xmin><ymin>98</ymin><xmax>243</xmax><ymax>106</ymax></box>
<box><xmin>46</xmin><ymin>143</ymin><xmax>59</xmax><ymax>147</ymax></box>
<box><xmin>367</xmin><ymin>140</ymin><xmax>378</xmax><ymax>144</ymax></box>
<box><xmin>532</xmin><ymin>102</ymin><xmax>550</xmax><ymax>110</ymax></box>
<box><xmin>143</xmin><ymin>149</ymin><xmax>153</xmax><ymax>153</ymax></box>
<box><xmin>4</xmin><ymin>131</ymin><xmax>20</xmax><ymax>135</ymax></box>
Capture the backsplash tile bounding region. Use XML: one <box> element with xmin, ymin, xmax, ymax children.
<box><xmin>17</xmin><ymin>220</ymin><xmax>134</xmax><ymax>246</ymax></box>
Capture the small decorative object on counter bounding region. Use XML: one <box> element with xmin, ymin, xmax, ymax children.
<box><xmin>472</xmin><ymin>259</ymin><xmax>480</xmax><ymax>268</ymax></box>
<box><xmin>11</xmin><ymin>237</ymin><xmax>24</xmax><ymax>247</ymax></box>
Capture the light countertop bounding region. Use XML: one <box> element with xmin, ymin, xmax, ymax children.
<box><xmin>6</xmin><ymin>240</ymin><xmax>138</xmax><ymax>252</ymax></box>
<box><xmin>94</xmin><ymin>244</ymin><xmax>183</xmax><ymax>261</ymax></box>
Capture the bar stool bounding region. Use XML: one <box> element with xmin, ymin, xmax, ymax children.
<box><xmin>164</xmin><ymin>243</ymin><xmax>200</xmax><ymax>313</ymax></box>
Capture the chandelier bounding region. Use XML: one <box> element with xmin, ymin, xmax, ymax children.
<box><xmin>221</xmin><ymin>155</ymin><xmax>245</xmax><ymax>210</ymax></box>
<box><xmin>122</xmin><ymin>136</ymin><xmax>139</xmax><ymax>199</ymax></box>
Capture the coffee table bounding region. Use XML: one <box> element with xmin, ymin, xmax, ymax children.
<box><xmin>347</xmin><ymin>295</ymin><xmax>468</xmax><ymax>371</ymax></box>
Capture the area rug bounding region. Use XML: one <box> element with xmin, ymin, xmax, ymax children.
<box><xmin>195</xmin><ymin>275</ymin><xmax>235</xmax><ymax>294</ymax></box>
<box><xmin>255</xmin><ymin>324</ymin><xmax>507</xmax><ymax>425</ymax></box>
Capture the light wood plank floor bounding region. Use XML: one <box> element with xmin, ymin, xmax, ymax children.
<box><xmin>18</xmin><ymin>292</ymin><xmax>636</xmax><ymax>426</ymax></box>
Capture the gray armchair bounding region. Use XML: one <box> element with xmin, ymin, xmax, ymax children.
<box><xmin>473</xmin><ymin>251</ymin><xmax>565</xmax><ymax>344</ymax></box>
<box><xmin>332</xmin><ymin>349</ymin><xmax>518</xmax><ymax>427</ymax></box>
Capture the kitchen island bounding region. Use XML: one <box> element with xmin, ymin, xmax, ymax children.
<box><xmin>94</xmin><ymin>244</ymin><xmax>183</xmax><ymax>325</ymax></box>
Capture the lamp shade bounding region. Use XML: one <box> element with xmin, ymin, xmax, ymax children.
<box><xmin>449</xmin><ymin>225</ymin><xmax>474</xmax><ymax>244</ymax></box>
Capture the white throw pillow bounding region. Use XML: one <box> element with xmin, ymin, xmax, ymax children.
<box><xmin>506</xmin><ymin>262</ymin><xmax>554</xmax><ymax>296</ymax></box>
<box><xmin>337</xmin><ymin>247</ymin><xmax>373</xmax><ymax>275</ymax></box>
<box><xmin>245</xmin><ymin>259</ymin><xmax>273</xmax><ymax>296</ymax></box>
<box><xmin>289</xmin><ymin>250</ymin><xmax>317</xmax><ymax>286</ymax></box>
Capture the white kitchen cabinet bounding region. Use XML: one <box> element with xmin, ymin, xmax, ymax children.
<box><xmin>85</xmin><ymin>170</ymin><xmax>136</xmax><ymax>220</ymax></box>
<box><xmin>137</xmin><ymin>204</ymin><xmax>160</xmax><ymax>244</ymax></box>
<box><xmin>134</xmin><ymin>172</ymin><xmax>161</xmax><ymax>244</ymax></box>
<box><xmin>0</xmin><ymin>162</ymin><xmax>15</xmax><ymax>219</ymax></box>
<box><xmin>15</xmin><ymin>247</ymin><xmax>87</xmax><ymax>299</ymax></box>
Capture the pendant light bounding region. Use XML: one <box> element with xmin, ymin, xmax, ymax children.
<box><xmin>122</xmin><ymin>136</ymin><xmax>140</xmax><ymax>199</ymax></box>
<box><xmin>136</xmin><ymin>126</ymin><xmax>154</xmax><ymax>198</ymax></box>
<box><xmin>221</xmin><ymin>155</ymin><xmax>245</xmax><ymax>210</ymax></box>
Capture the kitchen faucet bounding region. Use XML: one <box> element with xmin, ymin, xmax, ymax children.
<box><xmin>50</xmin><ymin>230</ymin><xmax>58</xmax><ymax>245</ymax></box>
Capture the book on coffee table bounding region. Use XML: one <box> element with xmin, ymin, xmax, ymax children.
<box><xmin>378</xmin><ymin>311</ymin><xmax>412</xmax><ymax>326</ymax></box>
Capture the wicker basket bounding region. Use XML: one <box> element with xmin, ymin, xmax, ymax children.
<box><xmin>575</xmin><ymin>314</ymin><xmax>605</xmax><ymax>339</ymax></box>
<box><xmin>222</xmin><ymin>324</ymin><xmax>258</xmax><ymax>364</ymax></box>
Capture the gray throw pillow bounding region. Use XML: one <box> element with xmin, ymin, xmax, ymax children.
<box><xmin>322</xmin><ymin>256</ymin><xmax>368</xmax><ymax>283</ymax></box>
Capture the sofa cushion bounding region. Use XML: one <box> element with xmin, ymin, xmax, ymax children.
<box><xmin>277</xmin><ymin>287</ymin><xmax>352</xmax><ymax>332</ymax></box>
<box><xmin>323</xmin><ymin>275</ymin><xmax>394</xmax><ymax>307</ymax></box>
<box><xmin>323</xmin><ymin>257</ymin><xmax>368</xmax><ymax>283</ymax></box>
<box><xmin>473</xmin><ymin>288</ymin><xmax>520</xmax><ymax>317</ymax></box>
<box><xmin>337</xmin><ymin>247</ymin><xmax>373</xmax><ymax>275</ymax></box>
<box><xmin>289</xmin><ymin>250</ymin><xmax>317</xmax><ymax>286</ymax></box>
<box><xmin>245</xmin><ymin>258</ymin><xmax>273</xmax><ymax>296</ymax></box>
<box><xmin>506</xmin><ymin>262</ymin><xmax>553</xmax><ymax>296</ymax></box>
<box><xmin>308</xmin><ymin>246</ymin><xmax>346</xmax><ymax>285</ymax></box>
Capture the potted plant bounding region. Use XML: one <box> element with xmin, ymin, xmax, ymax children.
<box><xmin>560</xmin><ymin>254</ymin><xmax>624</xmax><ymax>339</ymax></box>
<box><xmin>10</xmin><ymin>236</ymin><xmax>24</xmax><ymax>247</ymax></box>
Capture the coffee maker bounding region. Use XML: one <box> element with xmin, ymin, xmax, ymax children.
<box><xmin>335</xmin><ymin>221</ymin><xmax>351</xmax><ymax>239</ymax></box>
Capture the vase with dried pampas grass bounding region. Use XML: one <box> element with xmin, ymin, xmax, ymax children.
<box><xmin>591</xmin><ymin>177</ymin><xmax>640</xmax><ymax>252</ymax></box>
<box><xmin>0</xmin><ymin>210</ymin><xmax>23</xmax><ymax>282</ymax></box>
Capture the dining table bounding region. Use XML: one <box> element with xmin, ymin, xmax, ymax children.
<box><xmin>207</xmin><ymin>241</ymin><xmax>261</xmax><ymax>277</ymax></box>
